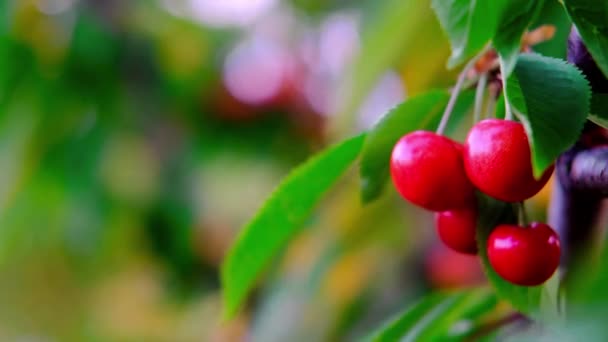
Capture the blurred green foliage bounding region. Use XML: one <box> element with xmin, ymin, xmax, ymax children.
<box><xmin>0</xmin><ymin>1</ymin><xmax>325</xmax><ymax>340</ymax></box>
<box><xmin>1</xmin><ymin>0</ymin><xmax>597</xmax><ymax>341</ymax></box>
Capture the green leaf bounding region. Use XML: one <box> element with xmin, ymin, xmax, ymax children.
<box><xmin>359</xmin><ymin>90</ymin><xmax>474</xmax><ymax>203</ymax></box>
<box><xmin>553</xmin><ymin>241</ymin><xmax>608</xmax><ymax>341</ymax></box>
<box><xmin>569</xmin><ymin>237</ymin><xmax>608</xmax><ymax>304</ymax></box>
<box><xmin>529</xmin><ymin>0</ymin><xmax>572</xmax><ymax>59</ymax></box>
<box><xmin>369</xmin><ymin>289</ymin><xmax>497</xmax><ymax>341</ymax></box>
<box><xmin>221</xmin><ymin>134</ymin><xmax>366</xmax><ymax>319</ymax></box>
<box><xmin>564</xmin><ymin>0</ymin><xmax>608</xmax><ymax>78</ymax></box>
<box><xmin>476</xmin><ymin>195</ymin><xmax>542</xmax><ymax>315</ymax></box>
<box><xmin>494</xmin><ymin>0</ymin><xmax>543</xmax><ymax>78</ymax></box>
<box><xmin>589</xmin><ymin>92</ymin><xmax>608</xmax><ymax>129</ymax></box>
<box><xmin>504</xmin><ymin>53</ymin><xmax>591</xmax><ymax>177</ymax></box>
<box><xmin>431</xmin><ymin>0</ymin><xmax>500</xmax><ymax>68</ymax></box>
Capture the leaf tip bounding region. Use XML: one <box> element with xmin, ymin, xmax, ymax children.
<box><xmin>532</xmin><ymin>163</ymin><xmax>548</xmax><ymax>181</ymax></box>
<box><xmin>220</xmin><ymin>247</ymin><xmax>245</xmax><ymax>321</ymax></box>
<box><xmin>219</xmin><ymin>260</ymin><xmax>237</xmax><ymax>321</ymax></box>
<box><xmin>220</xmin><ymin>272</ymin><xmax>244</xmax><ymax>321</ymax></box>
<box><xmin>221</xmin><ymin>299</ymin><xmax>238</xmax><ymax>322</ymax></box>
<box><xmin>529</xmin><ymin>141</ymin><xmax>551</xmax><ymax>181</ymax></box>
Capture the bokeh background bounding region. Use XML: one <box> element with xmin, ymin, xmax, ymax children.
<box><xmin>0</xmin><ymin>0</ymin><xmax>569</xmax><ymax>341</ymax></box>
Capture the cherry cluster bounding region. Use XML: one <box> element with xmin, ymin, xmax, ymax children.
<box><xmin>390</xmin><ymin>118</ymin><xmax>561</xmax><ymax>286</ymax></box>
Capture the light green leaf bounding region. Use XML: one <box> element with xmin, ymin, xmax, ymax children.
<box><xmin>569</xmin><ymin>236</ymin><xmax>608</xmax><ymax>304</ymax></box>
<box><xmin>476</xmin><ymin>195</ymin><xmax>542</xmax><ymax>315</ymax></box>
<box><xmin>370</xmin><ymin>293</ymin><xmax>447</xmax><ymax>342</ymax></box>
<box><xmin>564</xmin><ymin>0</ymin><xmax>608</xmax><ymax>78</ymax></box>
<box><xmin>221</xmin><ymin>134</ymin><xmax>366</xmax><ymax>319</ymax></box>
<box><xmin>529</xmin><ymin>0</ymin><xmax>572</xmax><ymax>59</ymax></box>
<box><xmin>504</xmin><ymin>53</ymin><xmax>591</xmax><ymax>177</ymax></box>
<box><xmin>369</xmin><ymin>289</ymin><xmax>497</xmax><ymax>341</ymax></box>
<box><xmin>551</xmin><ymin>244</ymin><xmax>608</xmax><ymax>342</ymax></box>
<box><xmin>359</xmin><ymin>90</ymin><xmax>474</xmax><ymax>203</ymax></box>
<box><xmin>431</xmin><ymin>0</ymin><xmax>500</xmax><ymax>68</ymax></box>
<box><xmin>494</xmin><ymin>0</ymin><xmax>543</xmax><ymax>77</ymax></box>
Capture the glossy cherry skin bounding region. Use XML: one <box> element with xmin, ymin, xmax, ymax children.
<box><xmin>390</xmin><ymin>131</ymin><xmax>475</xmax><ymax>211</ymax></box>
<box><xmin>464</xmin><ymin>119</ymin><xmax>553</xmax><ymax>202</ymax></box>
<box><xmin>487</xmin><ymin>222</ymin><xmax>561</xmax><ymax>286</ymax></box>
<box><xmin>435</xmin><ymin>207</ymin><xmax>478</xmax><ymax>255</ymax></box>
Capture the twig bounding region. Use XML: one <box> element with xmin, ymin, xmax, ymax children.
<box><xmin>499</xmin><ymin>58</ymin><xmax>514</xmax><ymax>121</ymax></box>
<box><xmin>518</xmin><ymin>202</ymin><xmax>529</xmax><ymax>226</ymax></box>
<box><xmin>437</xmin><ymin>47</ymin><xmax>489</xmax><ymax>134</ymax></box>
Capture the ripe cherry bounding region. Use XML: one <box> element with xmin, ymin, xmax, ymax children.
<box><xmin>464</xmin><ymin>119</ymin><xmax>553</xmax><ymax>202</ymax></box>
<box><xmin>435</xmin><ymin>207</ymin><xmax>478</xmax><ymax>255</ymax></box>
<box><xmin>390</xmin><ymin>131</ymin><xmax>475</xmax><ymax>211</ymax></box>
<box><xmin>487</xmin><ymin>222</ymin><xmax>560</xmax><ymax>286</ymax></box>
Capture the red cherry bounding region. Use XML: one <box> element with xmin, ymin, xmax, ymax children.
<box><xmin>390</xmin><ymin>131</ymin><xmax>475</xmax><ymax>211</ymax></box>
<box><xmin>435</xmin><ymin>207</ymin><xmax>478</xmax><ymax>255</ymax></box>
<box><xmin>487</xmin><ymin>222</ymin><xmax>561</xmax><ymax>286</ymax></box>
<box><xmin>464</xmin><ymin>119</ymin><xmax>553</xmax><ymax>202</ymax></box>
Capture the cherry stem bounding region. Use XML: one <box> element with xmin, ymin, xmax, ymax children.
<box><xmin>518</xmin><ymin>202</ymin><xmax>529</xmax><ymax>226</ymax></box>
<box><xmin>436</xmin><ymin>58</ymin><xmax>479</xmax><ymax>135</ymax></box>
<box><xmin>484</xmin><ymin>90</ymin><xmax>496</xmax><ymax>119</ymax></box>
<box><xmin>473</xmin><ymin>73</ymin><xmax>488</xmax><ymax>124</ymax></box>
<box><xmin>504</xmin><ymin>95</ymin><xmax>514</xmax><ymax>121</ymax></box>
<box><xmin>462</xmin><ymin>74</ymin><xmax>482</xmax><ymax>90</ymax></box>
<box><xmin>499</xmin><ymin>59</ymin><xmax>514</xmax><ymax>121</ymax></box>
<box><xmin>437</xmin><ymin>46</ymin><xmax>490</xmax><ymax>135</ymax></box>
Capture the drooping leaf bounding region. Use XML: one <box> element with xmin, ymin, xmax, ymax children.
<box><xmin>221</xmin><ymin>134</ymin><xmax>366</xmax><ymax>319</ymax></box>
<box><xmin>476</xmin><ymin>195</ymin><xmax>542</xmax><ymax>315</ymax></box>
<box><xmin>494</xmin><ymin>0</ymin><xmax>543</xmax><ymax>77</ymax></box>
<box><xmin>359</xmin><ymin>90</ymin><xmax>474</xmax><ymax>203</ymax></box>
<box><xmin>431</xmin><ymin>0</ymin><xmax>501</xmax><ymax>68</ymax></box>
<box><xmin>504</xmin><ymin>53</ymin><xmax>591</xmax><ymax>177</ymax></box>
<box><xmin>369</xmin><ymin>289</ymin><xmax>497</xmax><ymax>341</ymax></box>
<box><xmin>564</xmin><ymin>0</ymin><xmax>608</xmax><ymax>78</ymax></box>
